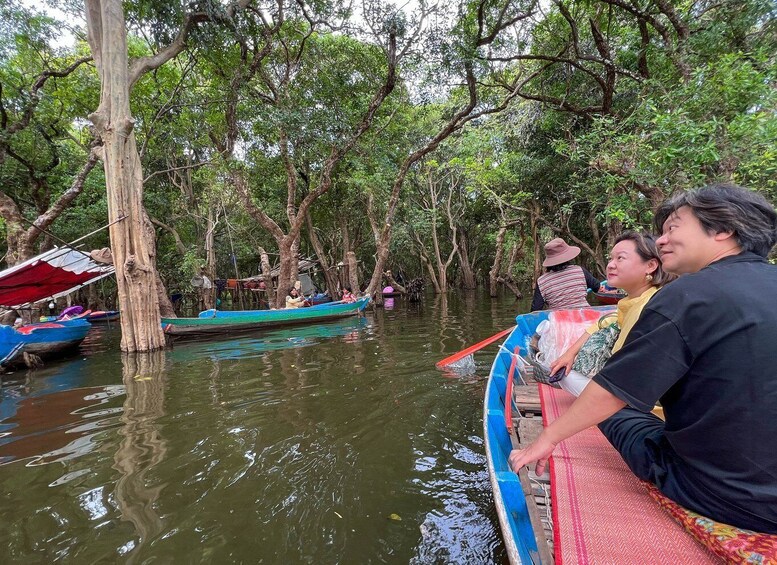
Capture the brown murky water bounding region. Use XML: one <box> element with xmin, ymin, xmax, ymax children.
<box><xmin>0</xmin><ymin>292</ymin><xmax>528</xmax><ymax>563</ymax></box>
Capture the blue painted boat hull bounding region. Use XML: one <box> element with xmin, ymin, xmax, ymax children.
<box><xmin>0</xmin><ymin>319</ymin><xmax>91</xmax><ymax>366</ymax></box>
<box><xmin>485</xmin><ymin>307</ymin><xmax>613</xmax><ymax>563</ymax></box>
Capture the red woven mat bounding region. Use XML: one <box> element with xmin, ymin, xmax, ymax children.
<box><xmin>539</xmin><ymin>384</ymin><xmax>718</xmax><ymax>564</ymax></box>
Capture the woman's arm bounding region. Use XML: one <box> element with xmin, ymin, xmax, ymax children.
<box><xmin>582</xmin><ymin>267</ymin><xmax>602</xmax><ymax>292</ymax></box>
<box><xmin>530</xmin><ymin>286</ymin><xmax>545</xmax><ymax>311</ymax></box>
<box><xmin>550</xmin><ymin>331</ymin><xmax>590</xmax><ymax>376</ymax></box>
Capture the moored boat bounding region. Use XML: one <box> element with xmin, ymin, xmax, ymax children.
<box><xmin>484</xmin><ymin>311</ymin><xmax>552</xmax><ymax>564</ymax></box>
<box><xmin>592</xmin><ymin>290</ymin><xmax>626</xmax><ymax>305</ymax></box>
<box><xmin>86</xmin><ymin>310</ymin><xmax>120</xmax><ymax>323</ymax></box>
<box><xmin>161</xmin><ymin>297</ymin><xmax>370</xmax><ymax>338</ymax></box>
<box><xmin>0</xmin><ymin>318</ymin><xmax>92</xmax><ymax>366</ymax></box>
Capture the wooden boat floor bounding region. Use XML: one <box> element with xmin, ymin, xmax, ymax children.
<box><xmin>510</xmin><ymin>384</ymin><xmax>554</xmax><ymax>563</ymax></box>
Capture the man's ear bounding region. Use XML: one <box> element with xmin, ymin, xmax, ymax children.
<box><xmin>713</xmin><ymin>230</ymin><xmax>736</xmax><ymax>242</ymax></box>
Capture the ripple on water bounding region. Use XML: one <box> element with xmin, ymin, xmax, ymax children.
<box><xmin>0</xmin><ymin>292</ymin><xmax>522</xmax><ymax>562</ymax></box>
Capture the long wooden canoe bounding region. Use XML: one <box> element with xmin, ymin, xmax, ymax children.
<box><xmin>486</xmin><ymin>307</ymin><xmax>613</xmax><ymax>563</ymax></box>
<box><xmin>161</xmin><ymin>297</ymin><xmax>370</xmax><ymax>337</ymax></box>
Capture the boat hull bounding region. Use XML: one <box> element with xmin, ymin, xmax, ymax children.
<box><xmin>86</xmin><ymin>310</ymin><xmax>120</xmax><ymax>323</ymax></box>
<box><xmin>592</xmin><ymin>291</ymin><xmax>625</xmax><ymax>305</ymax></box>
<box><xmin>485</xmin><ymin>307</ymin><xmax>615</xmax><ymax>563</ymax></box>
<box><xmin>0</xmin><ymin>319</ymin><xmax>91</xmax><ymax>365</ymax></box>
<box><xmin>162</xmin><ymin>297</ymin><xmax>370</xmax><ymax>338</ymax></box>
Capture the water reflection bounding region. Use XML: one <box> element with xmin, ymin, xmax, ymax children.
<box><xmin>0</xmin><ymin>363</ymin><xmax>125</xmax><ymax>466</ymax></box>
<box><xmin>167</xmin><ymin>317</ymin><xmax>369</xmax><ymax>362</ymax></box>
<box><xmin>113</xmin><ymin>351</ymin><xmax>168</xmax><ymax>556</ymax></box>
<box><xmin>0</xmin><ymin>292</ymin><xmax>526</xmax><ymax>563</ymax></box>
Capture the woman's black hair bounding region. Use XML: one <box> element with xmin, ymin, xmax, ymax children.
<box><xmin>546</xmin><ymin>260</ymin><xmax>572</xmax><ymax>272</ymax></box>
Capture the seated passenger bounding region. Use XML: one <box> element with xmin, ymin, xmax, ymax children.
<box><xmin>531</xmin><ymin>238</ymin><xmax>602</xmax><ymax>310</ymax></box>
<box><xmin>285</xmin><ymin>288</ymin><xmax>305</xmax><ymax>309</ymax></box>
<box><xmin>511</xmin><ymin>183</ymin><xmax>777</xmax><ymax>534</ymax></box>
<box><xmin>341</xmin><ymin>287</ymin><xmax>356</xmax><ymax>303</ymax></box>
<box><xmin>550</xmin><ymin>231</ymin><xmax>675</xmax><ymax>396</ymax></box>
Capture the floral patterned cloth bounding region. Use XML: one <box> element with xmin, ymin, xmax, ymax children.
<box><xmin>642</xmin><ymin>481</ymin><xmax>777</xmax><ymax>564</ymax></box>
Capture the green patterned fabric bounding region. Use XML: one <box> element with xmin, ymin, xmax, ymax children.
<box><xmin>572</xmin><ymin>322</ymin><xmax>621</xmax><ymax>377</ymax></box>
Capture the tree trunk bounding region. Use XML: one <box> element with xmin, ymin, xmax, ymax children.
<box><xmin>85</xmin><ymin>0</ymin><xmax>165</xmax><ymax>352</ymax></box>
<box><xmin>457</xmin><ymin>228</ymin><xmax>477</xmax><ymax>290</ymax></box>
<box><xmin>258</xmin><ymin>247</ymin><xmax>275</xmax><ymax>309</ymax></box>
<box><xmin>489</xmin><ymin>226</ymin><xmax>507</xmax><ymax>297</ymax></box>
<box><xmin>203</xmin><ymin>208</ymin><xmax>216</xmax><ymax>310</ymax></box>
<box><xmin>531</xmin><ymin>206</ymin><xmax>542</xmax><ymax>284</ymax></box>
<box><xmin>346</xmin><ymin>251</ymin><xmax>359</xmax><ymax>293</ymax></box>
<box><xmin>305</xmin><ymin>211</ymin><xmax>339</xmax><ymax>297</ymax></box>
<box><xmin>274</xmin><ymin>236</ymin><xmax>295</xmax><ymax>305</ymax></box>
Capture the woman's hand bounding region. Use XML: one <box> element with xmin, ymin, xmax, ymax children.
<box><xmin>549</xmin><ymin>349</ymin><xmax>576</xmax><ymax>378</ymax></box>
<box><xmin>509</xmin><ymin>434</ymin><xmax>557</xmax><ymax>476</ymax></box>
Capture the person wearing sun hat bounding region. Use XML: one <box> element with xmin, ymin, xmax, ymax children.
<box><xmin>531</xmin><ymin>237</ymin><xmax>602</xmax><ymax>310</ymax></box>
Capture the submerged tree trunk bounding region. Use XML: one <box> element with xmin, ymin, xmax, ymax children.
<box><xmin>457</xmin><ymin>228</ymin><xmax>477</xmax><ymax>290</ymax></box>
<box><xmin>489</xmin><ymin>226</ymin><xmax>507</xmax><ymax>297</ymax></box>
<box><xmin>85</xmin><ymin>0</ymin><xmax>165</xmax><ymax>351</ymax></box>
<box><xmin>346</xmin><ymin>251</ymin><xmax>359</xmax><ymax>294</ymax></box>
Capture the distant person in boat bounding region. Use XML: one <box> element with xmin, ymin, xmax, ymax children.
<box><xmin>285</xmin><ymin>288</ymin><xmax>305</xmax><ymax>309</ymax></box>
<box><xmin>531</xmin><ymin>238</ymin><xmax>602</xmax><ymax>311</ymax></box>
<box><xmin>549</xmin><ymin>231</ymin><xmax>676</xmax><ymax>396</ymax></box>
<box><xmin>341</xmin><ymin>287</ymin><xmax>357</xmax><ymax>303</ymax></box>
<box><xmin>510</xmin><ymin>183</ymin><xmax>777</xmax><ymax>534</ymax></box>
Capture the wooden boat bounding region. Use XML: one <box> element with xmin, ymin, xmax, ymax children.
<box><xmin>485</xmin><ymin>307</ymin><xmax>613</xmax><ymax>564</ymax></box>
<box><xmin>0</xmin><ymin>319</ymin><xmax>92</xmax><ymax>366</ymax></box>
<box><xmin>86</xmin><ymin>310</ymin><xmax>120</xmax><ymax>323</ymax></box>
<box><xmin>307</xmin><ymin>294</ymin><xmax>333</xmax><ymax>306</ymax></box>
<box><xmin>592</xmin><ymin>290</ymin><xmax>626</xmax><ymax>305</ymax></box>
<box><xmin>161</xmin><ymin>297</ymin><xmax>370</xmax><ymax>337</ymax></box>
<box><xmin>484</xmin><ymin>311</ymin><xmax>552</xmax><ymax>564</ymax></box>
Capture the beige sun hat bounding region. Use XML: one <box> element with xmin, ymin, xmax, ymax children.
<box><xmin>542</xmin><ymin>238</ymin><xmax>581</xmax><ymax>267</ymax></box>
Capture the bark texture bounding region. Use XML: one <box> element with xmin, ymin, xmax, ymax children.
<box><xmin>85</xmin><ymin>0</ymin><xmax>165</xmax><ymax>351</ymax></box>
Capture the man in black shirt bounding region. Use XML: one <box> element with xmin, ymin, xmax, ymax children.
<box><xmin>509</xmin><ymin>184</ymin><xmax>777</xmax><ymax>533</ymax></box>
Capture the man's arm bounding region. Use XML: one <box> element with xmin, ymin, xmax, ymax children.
<box><xmin>508</xmin><ymin>381</ymin><xmax>626</xmax><ymax>475</ymax></box>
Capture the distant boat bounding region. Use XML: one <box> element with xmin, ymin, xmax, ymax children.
<box><xmin>592</xmin><ymin>290</ymin><xmax>626</xmax><ymax>305</ymax></box>
<box><xmin>307</xmin><ymin>293</ymin><xmax>333</xmax><ymax>306</ymax></box>
<box><xmin>0</xmin><ymin>319</ymin><xmax>92</xmax><ymax>367</ymax></box>
<box><xmin>161</xmin><ymin>297</ymin><xmax>370</xmax><ymax>338</ymax></box>
<box><xmin>86</xmin><ymin>310</ymin><xmax>120</xmax><ymax>323</ymax></box>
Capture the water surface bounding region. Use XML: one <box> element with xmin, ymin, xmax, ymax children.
<box><xmin>0</xmin><ymin>292</ymin><xmax>527</xmax><ymax>563</ymax></box>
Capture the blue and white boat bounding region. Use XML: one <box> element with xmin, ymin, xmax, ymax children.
<box><xmin>0</xmin><ymin>318</ymin><xmax>92</xmax><ymax>366</ymax></box>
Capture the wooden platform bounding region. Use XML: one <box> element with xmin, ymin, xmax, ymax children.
<box><xmin>510</xmin><ymin>383</ymin><xmax>554</xmax><ymax>562</ymax></box>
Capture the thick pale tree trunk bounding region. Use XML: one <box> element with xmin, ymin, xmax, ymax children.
<box><xmin>85</xmin><ymin>0</ymin><xmax>165</xmax><ymax>351</ymax></box>
<box><xmin>489</xmin><ymin>226</ymin><xmax>507</xmax><ymax>297</ymax></box>
<box><xmin>346</xmin><ymin>251</ymin><xmax>359</xmax><ymax>293</ymax></box>
<box><xmin>258</xmin><ymin>247</ymin><xmax>275</xmax><ymax>308</ymax></box>
<box><xmin>457</xmin><ymin>228</ymin><xmax>477</xmax><ymax>290</ymax></box>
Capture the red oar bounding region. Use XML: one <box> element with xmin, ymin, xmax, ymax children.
<box><xmin>436</xmin><ymin>326</ymin><xmax>515</xmax><ymax>369</ymax></box>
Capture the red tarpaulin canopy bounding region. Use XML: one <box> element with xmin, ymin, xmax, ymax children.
<box><xmin>0</xmin><ymin>247</ymin><xmax>114</xmax><ymax>308</ymax></box>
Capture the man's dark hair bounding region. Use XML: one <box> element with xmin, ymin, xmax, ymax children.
<box><xmin>653</xmin><ymin>183</ymin><xmax>777</xmax><ymax>257</ymax></box>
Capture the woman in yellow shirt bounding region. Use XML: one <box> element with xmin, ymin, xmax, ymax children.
<box><xmin>550</xmin><ymin>231</ymin><xmax>675</xmax><ymax>396</ymax></box>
